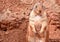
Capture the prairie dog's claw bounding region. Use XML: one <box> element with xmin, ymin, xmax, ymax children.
<box><xmin>32</xmin><ymin>29</ymin><xmax>36</xmax><ymax>33</ymax></box>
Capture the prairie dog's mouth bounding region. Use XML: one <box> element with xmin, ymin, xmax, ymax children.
<box><xmin>34</xmin><ymin>10</ymin><xmax>43</xmax><ymax>16</ymax></box>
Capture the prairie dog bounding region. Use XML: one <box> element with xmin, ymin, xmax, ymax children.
<box><xmin>27</xmin><ymin>2</ymin><xmax>48</xmax><ymax>42</ymax></box>
<box><xmin>29</xmin><ymin>3</ymin><xmax>48</xmax><ymax>33</ymax></box>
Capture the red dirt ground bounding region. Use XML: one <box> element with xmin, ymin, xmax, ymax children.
<box><xmin>0</xmin><ymin>0</ymin><xmax>60</xmax><ymax>42</ymax></box>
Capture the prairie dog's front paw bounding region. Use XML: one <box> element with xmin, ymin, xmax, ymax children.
<box><xmin>39</xmin><ymin>30</ymin><xmax>44</xmax><ymax>34</ymax></box>
<box><xmin>32</xmin><ymin>29</ymin><xmax>36</xmax><ymax>33</ymax></box>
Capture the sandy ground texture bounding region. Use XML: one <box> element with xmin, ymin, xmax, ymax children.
<box><xmin>0</xmin><ymin>0</ymin><xmax>60</xmax><ymax>42</ymax></box>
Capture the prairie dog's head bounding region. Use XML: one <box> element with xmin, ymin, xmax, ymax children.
<box><xmin>33</xmin><ymin>3</ymin><xmax>45</xmax><ymax>16</ymax></box>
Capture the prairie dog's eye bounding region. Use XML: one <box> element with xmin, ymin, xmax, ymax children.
<box><xmin>39</xmin><ymin>10</ymin><xmax>41</xmax><ymax>13</ymax></box>
<box><xmin>35</xmin><ymin>6</ymin><xmax>37</xmax><ymax>8</ymax></box>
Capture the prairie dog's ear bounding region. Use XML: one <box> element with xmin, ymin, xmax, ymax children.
<box><xmin>42</xmin><ymin>11</ymin><xmax>47</xmax><ymax>17</ymax></box>
<box><xmin>44</xmin><ymin>11</ymin><xmax>46</xmax><ymax>15</ymax></box>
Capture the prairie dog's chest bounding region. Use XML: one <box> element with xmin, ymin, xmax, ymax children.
<box><xmin>30</xmin><ymin>11</ymin><xmax>42</xmax><ymax>20</ymax></box>
<box><xmin>33</xmin><ymin>15</ymin><xmax>42</xmax><ymax>22</ymax></box>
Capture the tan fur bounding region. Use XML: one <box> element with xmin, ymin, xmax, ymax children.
<box><xmin>26</xmin><ymin>3</ymin><xmax>49</xmax><ymax>42</ymax></box>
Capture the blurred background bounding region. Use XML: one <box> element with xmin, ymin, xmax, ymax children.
<box><xmin>0</xmin><ymin>0</ymin><xmax>60</xmax><ymax>42</ymax></box>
